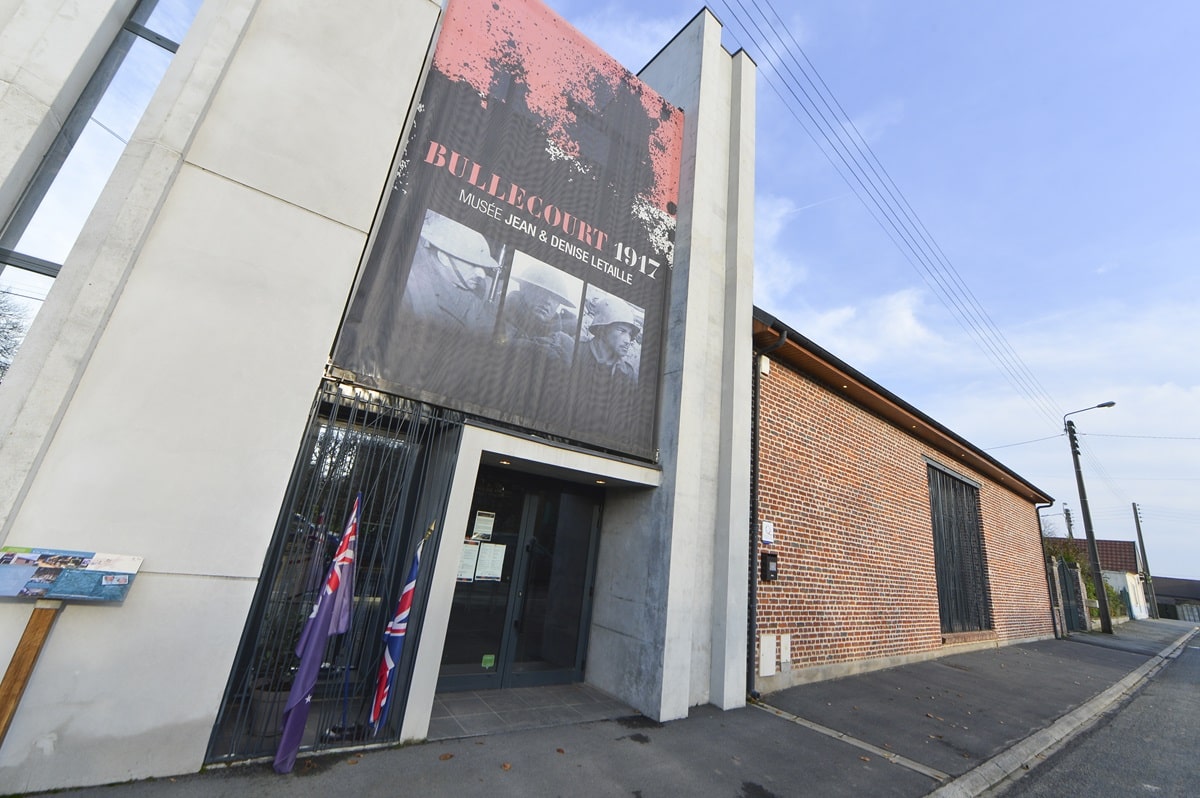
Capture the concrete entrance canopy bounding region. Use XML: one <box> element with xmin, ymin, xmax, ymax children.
<box><xmin>401</xmin><ymin>423</ymin><xmax>661</xmax><ymax>740</ymax></box>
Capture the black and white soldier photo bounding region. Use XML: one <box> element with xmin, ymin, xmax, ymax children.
<box><xmin>569</xmin><ymin>289</ymin><xmax>645</xmax><ymax>438</ymax></box>
<box><xmin>496</xmin><ymin>252</ymin><xmax>584</xmax><ymax>424</ymax></box>
<box><xmin>402</xmin><ymin>209</ymin><xmax>501</xmax><ymax>336</ymax></box>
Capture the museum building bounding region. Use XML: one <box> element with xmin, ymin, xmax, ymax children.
<box><xmin>0</xmin><ymin>1</ymin><xmax>1055</xmax><ymax>792</ymax></box>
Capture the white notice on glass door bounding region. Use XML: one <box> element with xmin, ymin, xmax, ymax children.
<box><xmin>471</xmin><ymin>511</ymin><xmax>495</xmax><ymax>541</ymax></box>
<box><xmin>474</xmin><ymin>543</ymin><xmax>505</xmax><ymax>581</ymax></box>
<box><xmin>457</xmin><ymin>541</ymin><xmax>479</xmax><ymax>582</ymax></box>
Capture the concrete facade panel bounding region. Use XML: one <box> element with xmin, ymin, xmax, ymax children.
<box><xmin>590</xmin><ymin>9</ymin><xmax>754</xmax><ymax>721</ymax></box>
<box><xmin>0</xmin><ymin>573</ymin><xmax>257</xmax><ymax>793</ymax></box>
<box><xmin>185</xmin><ymin>0</ymin><xmax>441</xmax><ymax>232</ymax></box>
<box><xmin>0</xmin><ymin>0</ymin><xmax>258</xmax><ymax>537</ymax></box>
<box><xmin>8</xmin><ymin>164</ymin><xmax>367</xmax><ymax>577</ymax></box>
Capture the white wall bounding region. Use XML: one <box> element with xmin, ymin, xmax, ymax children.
<box><xmin>0</xmin><ymin>1</ymin><xmax>441</xmax><ymax>791</ymax></box>
<box><xmin>1103</xmin><ymin>570</ymin><xmax>1149</xmax><ymax>620</ymax></box>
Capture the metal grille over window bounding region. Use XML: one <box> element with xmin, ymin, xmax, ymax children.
<box><xmin>927</xmin><ymin>464</ymin><xmax>993</xmax><ymax>634</ymax></box>
<box><xmin>206</xmin><ymin>380</ymin><xmax>463</xmax><ymax>762</ymax></box>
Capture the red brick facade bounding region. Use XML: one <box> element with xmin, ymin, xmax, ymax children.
<box><xmin>755</xmin><ymin>356</ymin><xmax>1054</xmax><ymax>686</ymax></box>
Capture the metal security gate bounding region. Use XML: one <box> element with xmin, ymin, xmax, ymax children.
<box><xmin>206</xmin><ymin>380</ymin><xmax>463</xmax><ymax>763</ymax></box>
<box><xmin>1057</xmin><ymin>559</ymin><xmax>1087</xmax><ymax>632</ymax></box>
<box><xmin>927</xmin><ymin>463</ymin><xmax>992</xmax><ymax>634</ymax></box>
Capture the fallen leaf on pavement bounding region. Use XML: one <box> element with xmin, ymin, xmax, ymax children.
<box><xmin>501</xmin><ymin>762</ymin><xmax>512</xmax><ymax>771</ymax></box>
<box><xmin>439</xmin><ymin>753</ymin><xmax>454</xmax><ymax>761</ymax></box>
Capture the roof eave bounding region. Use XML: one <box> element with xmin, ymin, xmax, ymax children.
<box><xmin>753</xmin><ymin>310</ymin><xmax>1053</xmax><ymax>505</ymax></box>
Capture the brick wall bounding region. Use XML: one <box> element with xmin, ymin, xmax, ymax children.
<box><xmin>755</xmin><ymin>358</ymin><xmax>1054</xmax><ymax>680</ymax></box>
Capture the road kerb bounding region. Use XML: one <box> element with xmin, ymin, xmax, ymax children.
<box><xmin>927</xmin><ymin>627</ymin><xmax>1199</xmax><ymax>797</ymax></box>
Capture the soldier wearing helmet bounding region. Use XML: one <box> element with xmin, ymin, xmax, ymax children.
<box><xmin>495</xmin><ymin>255</ymin><xmax>580</xmax><ymax>422</ymax></box>
<box><xmin>401</xmin><ymin>209</ymin><xmax>500</xmax><ymax>334</ymax></box>
<box><xmin>500</xmin><ymin>256</ymin><xmax>580</xmax><ymax>364</ymax></box>
<box><xmin>569</xmin><ymin>294</ymin><xmax>642</xmax><ymax>437</ymax></box>
<box><xmin>579</xmin><ymin>297</ymin><xmax>641</xmax><ymax>383</ymax></box>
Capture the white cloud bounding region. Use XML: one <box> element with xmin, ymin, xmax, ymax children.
<box><xmin>566</xmin><ymin>7</ymin><xmax>686</xmax><ymax>73</ymax></box>
<box><xmin>759</xmin><ymin>282</ymin><xmax>972</xmax><ymax>387</ymax></box>
<box><xmin>753</xmin><ymin>194</ymin><xmax>812</xmax><ymax>306</ymax></box>
<box><xmin>800</xmin><ymin>288</ymin><xmax>944</xmax><ymax>366</ymax></box>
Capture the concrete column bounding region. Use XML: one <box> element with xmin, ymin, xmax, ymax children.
<box><xmin>587</xmin><ymin>10</ymin><xmax>755</xmax><ymax>721</ymax></box>
<box><xmin>709</xmin><ymin>49</ymin><xmax>755</xmax><ymax>710</ymax></box>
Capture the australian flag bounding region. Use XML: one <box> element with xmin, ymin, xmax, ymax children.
<box><xmin>273</xmin><ymin>493</ymin><xmax>360</xmax><ymax>774</ymax></box>
<box><xmin>369</xmin><ymin>538</ymin><xmax>424</xmax><ymax>734</ymax></box>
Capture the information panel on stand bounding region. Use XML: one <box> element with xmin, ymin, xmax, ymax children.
<box><xmin>0</xmin><ymin>547</ymin><xmax>142</xmax><ymax>603</ymax></box>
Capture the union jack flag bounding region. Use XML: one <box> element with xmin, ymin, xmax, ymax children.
<box><xmin>370</xmin><ymin>538</ymin><xmax>424</xmax><ymax>734</ymax></box>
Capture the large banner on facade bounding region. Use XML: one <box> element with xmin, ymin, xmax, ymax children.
<box><xmin>333</xmin><ymin>0</ymin><xmax>683</xmax><ymax>460</ymax></box>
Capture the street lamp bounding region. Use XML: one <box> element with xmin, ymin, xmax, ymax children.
<box><xmin>1063</xmin><ymin>401</ymin><xmax>1116</xmax><ymax>634</ymax></box>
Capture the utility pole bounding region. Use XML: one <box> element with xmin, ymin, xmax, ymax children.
<box><xmin>1132</xmin><ymin>503</ymin><xmax>1159</xmax><ymax>619</ymax></box>
<box><xmin>1063</xmin><ymin>505</ymin><xmax>1075</xmax><ymax>540</ymax></box>
<box><xmin>1064</xmin><ymin>403</ymin><xmax>1115</xmax><ymax>634</ymax></box>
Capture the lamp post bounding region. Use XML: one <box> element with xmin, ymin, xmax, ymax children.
<box><xmin>1064</xmin><ymin>401</ymin><xmax>1116</xmax><ymax>634</ymax></box>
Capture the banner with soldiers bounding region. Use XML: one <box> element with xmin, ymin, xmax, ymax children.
<box><xmin>334</xmin><ymin>0</ymin><xmax>683</xmax><ymax>461</ymax></box>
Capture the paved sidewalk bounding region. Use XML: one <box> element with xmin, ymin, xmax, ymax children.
<box><xmin>28</xmin><ymin>619</ymin><xmax>1198</xmax><ymax>798</ymax></box>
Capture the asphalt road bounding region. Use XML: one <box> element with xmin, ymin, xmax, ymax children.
<box><xmin>995</xmin><ymin>640</ymin><xmax>1200</xmax><ymax>797</ymax></box>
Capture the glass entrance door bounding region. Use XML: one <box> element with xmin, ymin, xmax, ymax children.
<box><xmin>438</xmin><ymin>467</ymin><xmax>601</xmax><ymax>691</ymax></box>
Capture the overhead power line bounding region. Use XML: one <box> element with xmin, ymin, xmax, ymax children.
<box><xmin>1084</xmin><ymin>433</ymin><xmax>1200</xmax><ymax>441</ymax></box>
<box><xmin>0</xmin><ymin>287</ymin><xmax>47</xmax><ymax>302</ymax></box>
<box><xmin>712</xmin><ymin>0</ymin><xmax>1067</xmax><ymax>429</ymax></box>
<box><xmin>984</xmin><ymin>434</ymin><xmax>1063</xmax><ymax>451</ymax></box>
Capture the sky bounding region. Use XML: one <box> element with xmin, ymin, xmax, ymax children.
<box><xmin>3</xmin><ymin>1</ymin><xmax>1195</xmax><ymax>581</ymax></box>
<box><xmin>553</xmin><ymin>0</ymin><xmax>1200</xmax><ymax>580</ymax></box>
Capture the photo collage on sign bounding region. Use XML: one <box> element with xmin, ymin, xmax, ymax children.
<box><xmin>0</xmin><ymin>547</ymin><xmax>141</xmax><ymax>602</ymax></box>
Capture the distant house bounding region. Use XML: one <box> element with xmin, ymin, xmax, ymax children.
<box><xmin>1153</xmin><ymin>576</ymin><xmax>1200</xmax><ymax>622</ymax></box>
<box><xmin>751</xmin><ymin>311</ymin><xmax>1055</xmax><ymax>691</ymax></box>
<box><xmin>1056</xmin><ymin>538</ymin><xmax>1151</xmax><ymax>619</ymax></box>
<box><xmin>1058</xmin><ymin>538</ymin><xmax>1139</xmax><ymax>573</ymax></box>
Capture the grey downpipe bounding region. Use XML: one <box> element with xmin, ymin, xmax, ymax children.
<box><xmin>1035</xmin><ymin>502</ymin><xmax>1063</xmax><ymax>638</ymax></box>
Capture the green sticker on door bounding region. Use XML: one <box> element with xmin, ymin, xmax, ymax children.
<box><xmin>481</xmin><ymin>654</ymin><xmax>496</xmax><ymax>670</ymax></box>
